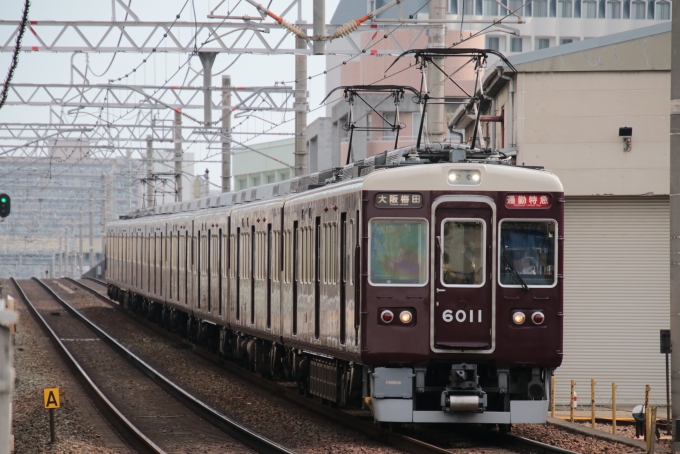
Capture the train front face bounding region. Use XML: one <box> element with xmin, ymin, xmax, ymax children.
<box><xmin>360</xmin><ymin>163</ymin><xmax>564</xmax><ymax>425</ymax></box>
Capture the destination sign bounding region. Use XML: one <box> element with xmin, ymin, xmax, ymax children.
<box><xmin>375</xmin><ymin>193</ymin><xmax>423</xmax><ymax>208</ymax></box>
<box><xmin>505</xmin><ymin>194</ymin><xmax>552</xmax><ymax>209</ymax></box>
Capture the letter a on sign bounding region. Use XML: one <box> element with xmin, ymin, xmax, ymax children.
<box><xmin>44</xmin><ymin>388</ymin><xmax>60</xmax><ymax>409</ymax></box>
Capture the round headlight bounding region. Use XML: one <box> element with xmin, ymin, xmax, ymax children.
<box><xmin>448</xmin><ymin>171</ymin><xmax>461</xmax><ymax>183</ymax></box>
<box><xmin>399</xmin><ymin>310</ymin><xmax>413</xmax><ymax>324</ymax></box>
<box><xmin>381</xmin><ymin>310</ymin><xmax>394</xmax><ymax>323</ymax></box>
<box><xmin>532</xmin><ymin>312</ymin><xmax>545</xmax><ymax>325</ymax></box>
<box><xmin>512</xmin><ymin>312</ymin><xmax>526</xmax><ymax>325</ymax></box>
<box><xmin>467</xmin><ymin>171</ymin><xmax>481</xmax><ymax>182</ymax></box>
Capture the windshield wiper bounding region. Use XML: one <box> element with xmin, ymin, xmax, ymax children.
<box><xmin>502</xmin><ymin>254</ymin><xmax>529</xmax><ymax>292</ymax></box>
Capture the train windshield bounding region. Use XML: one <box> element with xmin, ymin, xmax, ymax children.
<box><xmin>441</xmin><ymin>219</ymin><xmax>485</xmax><ymax>287</ymax></box>
<box><xmin>369</xmin><ymin>218</ymin><xmax>428</xmax><ymax>286</ymax></box>
<box><xmin>499</xmin><ymin>220</ymin><xmax>556</xmax><ymax>287</ymax></box>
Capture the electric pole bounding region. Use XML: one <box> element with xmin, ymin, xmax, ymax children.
<box><xmin>294</xmin><ymin>29</ymin><xmax>308</xmax><ymax>177</ymax></box>
<box><xmin>426</xmin><ymin>0</ymin><xmax>447</xmax><ymax>145</ymax></box>
<box><xmin>222</xmin><ymin>75</ymin><xmax>232</xmax><ymax>192</ymax></box>
<box><xmin>174</xmin><ymin>110</ymin><xmax>183</xmax><ymax>202</ymax></box>
<box><xmin>146</xmin><ymin>135</ymin><xmax>154</xmax><ymax>208</ymax></box>
<box><xmin>669</xmin><ymin>0</ymin><xmax>679</xmax><ymax>448</ymax></box>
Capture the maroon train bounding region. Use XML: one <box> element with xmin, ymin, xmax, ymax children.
<box><xmin>105</xmin><ymin>146</ymin><xmax>563</xmax><ymax>427</ymax></box>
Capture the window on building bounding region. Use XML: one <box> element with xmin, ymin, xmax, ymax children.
<box><xmin>252</xmin><ymin>176</ymin><xmax>261</xmax><ymax>187</ymax></box>
<box><xmin>582</xmin><ymin>0</ymin><xmax>598</xmax><ymax>16</ymax></box>
<box><xmin>368</xmin><ymin>0</ymin><xmax>376</xmax><ymax>12</ymax></box>
<box><xmin>412</xmin><ymin>113</ymin><xmax>423</xmax><ymax>139</ymax></box>
<box><xmin>450</xmin><ymin>0</ymin><xmax>458</xmax><ymax>13</ymax></box>
<box><xmin>266</xmin><ymin>174</ymin><xmax>275</xmax><ymax>184</ymax></box>
<box><xmin>509</xmin><ymin>0</ymin><xmax>524</xmax><ymax>13</ymax></box>
<box><xmin>631</xmin><ymin>0</ymin><xmax>645</xmax><ymax>17</ymax></box>
<box><xmin>383</xmin><ymin>112</ymin><xmax>397</xmax><ymax>139</ymax></box>
<box><xmin>279</xmin><ymin>170</ymin><xmax>289</xmax><ymax>181</ymax></box>
<box><xmin>486</xmin><ymin>37</ymin><xmax>500</xmax><ymax>51</ymax></box>
<box><xmin>656</xmin><ymin>0</ymin><xmax>670</xmax><ymax>18</ymax></box>
<box><xmin>536</xmin><ymin>38</ymin><xmax>550</xmax><ymax>49</ymax></box>
<box><xmin>606</xmin><ymin>0</ymin><xmax>621</xmax><ymax>17</ymax></box>
<box><xmin>648</xmin><ymin>0</ymin><xmax>655</xmax><ymax>18</ymax></box>
<box><xmin>237</xmin><ymin>178</ymin><xmax>247</xmax><ymax>190</ymax></box>
<box><xmin>510</xmin><ymin>37</ymin><xmax>523</xmax><ymax>52</ymax></box>
<box><xmin>461</xmin><ymin>0</ymin><xmax>474</xmax><ymax>14</ymax></box>
<box><xmin>484</xmin><ymin>0</ymin><xmax>499</xmax><ymax>14</ymax></box>
<box><xmin>560</xmin><ymin>38</ymin><xmax>574</xmax><ymax>45</ymax></box>
<box><xmin>533</xmin><ymin>0</ymin><xmax>548</xmax><ymax>15</ymax></box>
<box><xmin>558</xmin><ymin>0</ymin><xmax>573</xmax><ymax>15</ymax></box>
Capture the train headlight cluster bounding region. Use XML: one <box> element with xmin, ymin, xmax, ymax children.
<box><xmin>531</xmin><ymin>312</ymin><xmax>545</xmax><ymax>325</ymax></box>
<box><xmin>512</xmin><ymin>312</ymin><xmax>526</xmax><ymax>325</ymax></box>
<box><xmin>399</xmin><ymin>311</ymin><xmax>413</xmax><ymax>324</ymax></box>
<box><xmin>447</xmin><ymin>170</ymin><xmax>481</xmax><ymax>186</ymax></box>
<box><xmin>381</xmin><ymin>310</ymin><xmax>394</xmax><ymax>323</ymax></box>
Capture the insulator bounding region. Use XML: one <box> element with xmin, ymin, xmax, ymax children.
<box><xmin>330</xmin><ymin>20</ymin><xmax>359</xmax><ymax>40</ymax></box>
<box><xmin>279</xmin><ymin>18</ymin><xmax>309</xmax><ymax>40</ymax></box>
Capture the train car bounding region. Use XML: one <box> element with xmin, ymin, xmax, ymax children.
<box><xmin>105</xmin><ymin>151</ymin><xmax>563</xmax><ymax>429</ymax></box>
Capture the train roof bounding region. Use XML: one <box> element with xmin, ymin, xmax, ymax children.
<box><xmin>116</xmin><ymin>144</ymin><xmax>561</xmax><ymax>221</ymax></box>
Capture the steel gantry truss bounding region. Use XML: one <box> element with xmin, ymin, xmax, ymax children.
<box><xmin>3</xmin><ymin>83</ymin><xmax>297</xmax><ymax>112</ymax></box>
<box><xmin>0</xmin><ymin>19</ymin><xmax>457</xmax><ymax>56</ymax></box>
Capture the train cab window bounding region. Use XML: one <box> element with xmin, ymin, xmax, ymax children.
<box><xmin>441</xmin><ymin>219</ymin><xmax>485</xmax><ymax>287</ymax></box>
<box><xmin>499</xmin><ymin>220</ymin><xmax>557</xmax><ymax>287</ymax></box>
<box><xmin>368</xmin><ymin>218</ymin><xmax>428</xmax><ymax>286</ymax></box>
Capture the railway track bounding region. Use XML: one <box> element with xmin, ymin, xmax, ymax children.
<box><xmin>67</xmin><ymin>277</ymin><xmax>581</xmax><ymax>454</ymax></box>
<box><xmin>12</xmin><ymin>277</ymin><xmax>294</xmax><ymax>454</ymax></box>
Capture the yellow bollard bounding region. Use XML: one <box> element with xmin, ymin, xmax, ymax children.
<box><xmin>591</xmin><ymin>379</ymin><xmax>596</xmax><ymax>428</ymax></box>
<box><xmin>612</xmin><ymin>382</ymin><xmax>617</xmax><ymax>435</ymax></box>
<box><xmin>570</xmin><ymin>379</ymin><xmax>575</xmax><ymax>423</ymax></box>
<box><xmin>551</xmin><ymin>377</ymin><xmax>556</xmax><ymax>418</ymax></box>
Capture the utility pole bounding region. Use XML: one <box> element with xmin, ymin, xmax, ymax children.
<box><xmin>669</xmin><ymin>0</ymin><xmax>680</xmax><ymax>448</ymax></box>
<box><xmin>199</xmin><ymin>52</ymin><xmax>218</xmax><ymax>126</ymax></box>
<box><xmin>294</xmin><ymin>29</ymin><xmax>308</xmax><ymax>176</ymax></box>
<box><xmin>89</xmin><ymin>201</ymin><xmax>94</xmax><ymax>269</ymax></box>
<box><xmin>146</xmin><ymin>135</ymin><xmax>154</xmax><ymax>208</ymax></box>
<box><xmin>222</xmin><ymin>75</ymin><xmax>232</xmax><ymax>192</ymax></box>
<box><xmin>56</xmin><ymin>239</ymin><xmax>60</xmax><ymax>277</ymax></box>
<box><xmin>174</xmin><ymin>110</ymin><xmax>183</xmax><ymax>202</ymax></box>
<box><xmin>426</xmin><ymin>0</ymin><xmax>447</xmax><ymax>145</ymax></box>
<box><xmin>312</xmin><ymin>0</ymin><xmax>326</xmax><ymax>55</ymax></box>
<box><xmin>79</xmin><ymin>207</ymin><xmax>83</xmax><ymax>277</ymax></box>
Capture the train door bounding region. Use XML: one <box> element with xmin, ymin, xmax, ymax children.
<box><xmin>431</xmin><ymin>196</ymin><xmax>495</xmax><ymax>353</ymax></box>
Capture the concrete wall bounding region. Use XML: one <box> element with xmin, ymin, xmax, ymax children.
<box><xmin>514</xmin><ymin>71</ymin><xmax>670</xmax><ymax>196</ymax></box>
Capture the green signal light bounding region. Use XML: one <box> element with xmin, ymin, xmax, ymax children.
<box><xmin>1</xmin><ymin>198</ymin><xmax>6</xmax><ymax>203</ymax></box>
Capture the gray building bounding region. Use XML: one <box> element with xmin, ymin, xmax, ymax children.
<box><xmin>0</xmin><ymin>149</ymin><xmax>143</xmax><ymax>278</ymax></box>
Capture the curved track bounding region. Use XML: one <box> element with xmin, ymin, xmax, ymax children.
<box><xmin>69</xmin><ymin>277</ymin><xmax>580</xmax><ymax>454</ymax></box>
<box><xmin>13</xmin><ymin>277</ymin><xmax>294</xmax><ymax>454</ymax></box>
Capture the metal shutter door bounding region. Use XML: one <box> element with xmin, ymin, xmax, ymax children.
<box><xmin>554</xmin><ymin>196</ymin><xmax>669</xmax><ymax>406</ymax></box>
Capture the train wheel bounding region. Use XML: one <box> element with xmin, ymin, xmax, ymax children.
<box><xmin>498</xmin><ymin>423</ymin><xmax>512</xmax><ymax>434</ymax></box>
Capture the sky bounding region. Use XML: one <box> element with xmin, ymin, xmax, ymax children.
<box><xmin>0</xmin><ymin>0</ymin><xmax>342</xmax><ymax>189</ymax></box>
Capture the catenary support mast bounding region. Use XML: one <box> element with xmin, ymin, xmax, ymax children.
<box><xmin>222</xmin><ymin>75</ymin><xmax>232</xmax><ymax>192</ymax></box>
<box><xmin>426</xmin><ymin>0</ymin><xmax>447</xmax><ymax>145</ymax></box>
<box><xmin>295</xmin><ymin>31</ymin><xmax>308</xmax><ymax>176</ymax></box>
<box><xmin>669</xmin><ymin>0</ymin><xmax>680</xmax><ymax>448</ymax></box>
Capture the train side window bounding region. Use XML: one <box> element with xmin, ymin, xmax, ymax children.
<box><xmin>348</xmin><ymin>219</ymin><xmax>354</xmax><ymax>285</ymax></box>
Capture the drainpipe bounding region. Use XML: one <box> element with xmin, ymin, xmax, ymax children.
<box><xmin>499</xmin><ymin>69</ymin><xmax>515</xmax><ymax>148</ymax></box>
<box><xmin>490</xmin><ymin>98</ymin><xmax>496</xmax><ymax>150</ymax></box>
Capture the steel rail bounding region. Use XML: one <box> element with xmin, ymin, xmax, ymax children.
<box><xmin>66</xmin><ymin>277</ymin><xmax>582</xmax><ymax>454</ymax></box>
<box><xmin>83</xmin><ymin>276</ymin><xmax>108</xmax><ymax>287</ymax></box>
<box><xmin>10</xmin><ymin>278</ymin><xmax>165</xmax><ymax>454</ymax></box>
<box><xmin>36</xmin><ymin>278</ymin><xmax>294</xmax><ymax>454</ymax></box>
